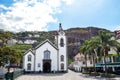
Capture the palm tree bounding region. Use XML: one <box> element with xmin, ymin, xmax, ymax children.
<box><xmin>80</xmin><ymin>40</ymin><xmax>90</xmax><ymax>72</ymax></box>
<box><xmin>80</xmin><ymin>30</ymin><xmax>120</xmax><ymax>74</ymax></box>
<box><xmin>87</xmin><ymin>36</ymin><xmax>101</xmax><ymax>72</ymax></box>
<box><xmin>96</xmin><ymin>30</ymin><xmax>120</xmax><ymax>74</ymax></box>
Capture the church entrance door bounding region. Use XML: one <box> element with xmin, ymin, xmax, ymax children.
<box><xmin>43</xmin><ymin>60</ymin><xmax>51</xmax><ymax>73</ymax></box>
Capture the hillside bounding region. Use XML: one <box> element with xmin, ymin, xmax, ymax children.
<box><xmin>14</xmin><ymin>27</ymin><xmax>111</xmax><ymax>59</ymax></box>
<box><xmin>65</xmin><ymin>27</ymin><xmax>110</xmax><ymax>58</ymax></box>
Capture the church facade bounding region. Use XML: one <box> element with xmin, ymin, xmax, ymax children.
<box><xmin>23</xmin><ymin>24</ymin><xmax>67</xmax><ymax>73</ymax></box>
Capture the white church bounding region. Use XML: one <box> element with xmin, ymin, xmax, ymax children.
<box><xmin>23</xmin><ymin>23</ymin><xmax>68</xmax><ymax>73</ymax></box>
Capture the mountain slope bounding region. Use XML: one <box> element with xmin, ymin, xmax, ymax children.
<box><xmin>14</xmin><ymin>27</ymin><xmax>111</xmax><ymax>59</ymax></box>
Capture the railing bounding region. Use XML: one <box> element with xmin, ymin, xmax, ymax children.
<box><xmin>0</xmin><ymin>68</ymin><xmax>23</xmax><ymax>80</ymax></box>
<box><xmin>13</xmin><ymin>69</ymin><xmax>23</xmax><ymax>79</ymax></box>
<box><xmin>0</xmin><ymin>68</ymin><xmax>7</xmax><ymax>79</ymax></box>
<box><xmin>113</xmin><ymin>56</ymin><xmax>120</xmax><ymax>62</ymax></box>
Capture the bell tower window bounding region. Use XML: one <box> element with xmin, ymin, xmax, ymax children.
<box><xmin>61</xmin><ymin>55</ymin><xmax>64</xmax><ymax>61</ymax></box>
<box><xmin>60</xmin><ymin>38</ymin><xmax>64</xmax><ymax>47</ymax></box>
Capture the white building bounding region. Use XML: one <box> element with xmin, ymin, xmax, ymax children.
<box><xmin>23</xmin><ymin>23</ymin><xmax>68</xmax><ymax>73</ymax></box>
<box><xmin>7</xmin><ymin>39</ymin><xmax>17</xmax><ymax>45</ymax></box>
<box><xmin>24</xmin><ymin>39</ymin><xmax>37</xmax><ymax>44</ymax></box>
<box><xmin>28</xmin><ymin>34</ymin><xmax>32</xmax><ymax>37</ymax></box>
<box><xmin>69</xmin><ymin>53</ymin><xmax>93</xmax><ymax>72</ymax></box>
<box><xmin>34</xmin><ymin>34</ymin><xmax>40</xmax><ymax>38</ymax></box>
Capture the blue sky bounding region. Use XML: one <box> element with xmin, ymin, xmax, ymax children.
<box><xmin>0</xmin><ymin>0</ymin><xmax>120</xmax><ymax>32</ymax></box>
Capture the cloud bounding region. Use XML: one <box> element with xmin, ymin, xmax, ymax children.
<box><xmin>62</xmin><ymin>0</ymin><xmax>73</xmax><ymax>5</ymax></box>
<box><xmin>0</xmin><ymin>0</ymin><xmax>73</xmax><ymax>32</ymax></box>
<box><xmin>114</xmin><ymin>25</ymin><xmax>120</xmax><ymax>31</ymax></box>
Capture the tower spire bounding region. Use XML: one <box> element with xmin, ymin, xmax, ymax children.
<box><xmin>59</xmin><ymin>23</ymin><xmax>63</xmax><ymax>31</ymax></box>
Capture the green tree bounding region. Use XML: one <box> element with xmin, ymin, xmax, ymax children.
<box><xmin>80</xmin><ymin>30</ymin><xmax>120</xmax><ymax>74</ymax></box>
<box><xmin>87</xmin><ymin>36</ymin><xmax>101</xmax><ymax>72</ymax></box>
<box><xmin>10</xmin><ymin>50</ymin><xmax>22</xmax><ymax>65</ymax></box>
<box><xmin>80</xmin><ymin>40</ymin><xmax>90</xmax><ymax>72</ymax></box>
<box><xmin>0</xmin><ymin>48</ymin><xmax>4</xmax><ymax>66</ymax></box>
<box><xmin>68</xmin><ymin>57</ymin><xmax>73</xmax><ymax>65</ymax></box>
<box><xmin>94</xmin><ymin>30</ymin><xmax>120</xmax><ymax>73</ymax></box>
<box><xmin>0</xmin><ymin>46</ymin><xmax>22</xmax><ymax>67</ymax></box>
<box><xmin>0</xmin><ymin>31</ymin><xmax>13</xmax><ymax>47</ymax></box>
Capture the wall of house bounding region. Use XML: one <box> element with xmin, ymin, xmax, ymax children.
<box><xmin>24</xmin><ymin>40</ymin><xmax>37</xmax><ymax>44</ymax></box>
<box><xmin>73</xmin><ymin>61</ymin><xmax>82</xmax><ymax>71</ymax></box>
<box><xmin>108</xmin><ymin>47</ymin><xmax>117</xmax><ymax>54</ymax></box>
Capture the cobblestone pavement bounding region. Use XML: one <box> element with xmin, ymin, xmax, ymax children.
<box><xmin>16</xmin><ymin>70</ymin><xmax>120</xmax><ymax>80</ymax></box>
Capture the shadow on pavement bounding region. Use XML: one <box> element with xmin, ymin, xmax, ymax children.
<box><xmin>79</xmin><ymin>74</ymin><xmax>119</xmax><ymax>80</ymax></box>
<box><xmin>23</xmin><ymin>72</ymin><xmax>66</xmax><ymax>76</ymax></box>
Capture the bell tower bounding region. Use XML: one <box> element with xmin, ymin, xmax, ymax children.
<box><xmin>57</xmin><ymin>23</ymin><xmax>67</xmax><ymax>72</ymax></box>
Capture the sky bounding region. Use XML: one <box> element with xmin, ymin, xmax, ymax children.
<box><xmin>0</xmin><ymin>0</ymin><xmax>120</xmax><ymax>32</ymax></box>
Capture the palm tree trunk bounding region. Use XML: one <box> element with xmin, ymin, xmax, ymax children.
<box><xmin>92</xmin><ymin>53</ymin><xmax>96</xmax><ymax>72</ymax></box>
<box><xmin>104</xmin><ymin>50</ymin><xmax>107</xmax><ymax>74</ymax></box>
<box><xmin>85</xmin><ymin>54</ymin><xmax>87</xmax><ymax>72</ymax></box>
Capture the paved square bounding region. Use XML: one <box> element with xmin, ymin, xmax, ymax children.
<box><xmin>16</xmin><ymin>70</ymin><xmax>119</xmax><ymax>80</ymax></box>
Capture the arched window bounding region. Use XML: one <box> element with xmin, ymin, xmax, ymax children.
<box><xmin>28</xmin><ymin>55</ymin><xmax>32</xmax><ymax>61</ymax></box>
<box><xmin>61</xmin><ymin>63</ymin><xmax>64</xmax><ymax>70</ymax></box>
<box><xmin>44</xmin><ymin>50</ymin><xmax>50</xmax><ymax>59</ymax></box>
<box><xmin>60</xmin><ymin>38</ymin><xmax>64</xmax><ymax>47</ymax></box>
<box><xmin>27</xmin><ymin>63</ymin><xmax>31</xmax><ymax>70</ymax></box>
<box><xmin>61</xmin><ymin>55</ymin><xmax>64</xmax><ymax>61</ymax></box>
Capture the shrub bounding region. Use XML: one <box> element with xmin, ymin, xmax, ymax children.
<box><xmin>101</xmin><ymin>73</ymin><xmax>116</xmax><ymax>78</ymax></box>
<box><xmin>82</xmin><ymin>71</ymin><xmax>89</xmax><ymax>74</ymax></box>
<box><xmin>89</xmin><ymin>72</ymin><xmax>100</xmax><ymax>76</ymax></box>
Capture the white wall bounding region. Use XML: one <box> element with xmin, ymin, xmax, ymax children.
<box><xmin>24</xmin><ymin>40</ymin><xmax>37</xmax><ymax>44</ymax></box>
<box><xmin>108</xmin><ymin>47</ymin><xmax>117</xmax><ymax>54</ymax></box>
<box><xmin>24</xmin><ymin>51</ymin><xmax>34</xmax><ymax>71</ymax></box>
<box><xmin>72</xmin><ymin>60</ymin><xmax>93</xmax><ymax>71</ymax></box>
<box><xmin>35</xmin><ymin>42</ymin><xmax>58</xmax><ymax>72</ymax></box>
<box><xmin>73</xmin><ymin>61</ymin><xmax>82</xmax><ymax>71</ymax></box>
<box><xmin>58</xmin><ymin>33</ymin><xmax>67</xmax><ymax>71</ymax></box>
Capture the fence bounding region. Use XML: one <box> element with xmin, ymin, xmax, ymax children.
<box><xmin>0</xmin><ymin>68</ymin><xmax>23</xmax><ymax>80</ymax></box>
<box><xmin>0</xmin><ymin>68</ymin><xmax>7</xmax><ymax>79</ymax></box>
<box><xmin>13</xmin><ymin>69</ymin><xmax>23</xmax><ymax>79</ymax></box>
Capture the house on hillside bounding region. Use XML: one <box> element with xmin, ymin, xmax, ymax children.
<box><xmin>16</xmin><ymin>37</ymin><xmax>37</xmax><ymax>44</ymax></box>
<box><xmin>24</xmin><ymin>39</ymin><xmax>37</xmax><ymax>44</ymax></box>
<box><xmin>69</xmin><ymin>53</ymin><xmax>93</xmax><ymax>72</ymax></box>
<box><xmin>34</xmin><ymin>34</ymin><xmax>40</xmax><ymax>38</ymax></box>
<box><xmin>7</xmin><ymin>39</ymin><xmax>17</xmax><ymax>45</ymax></box>
<box><xmin>28</xmin><ymin>34</ymin><xmax>32</xmax><ymax>37</ymax></box>
<box><xmin>23</xmin><ymin>23</ymin><xmax>68</xmax><ymax>73</ymax></box>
